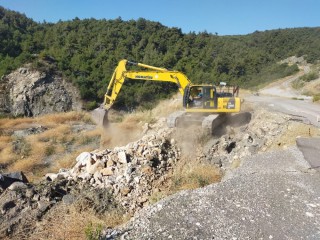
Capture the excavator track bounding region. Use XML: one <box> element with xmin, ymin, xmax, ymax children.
<box><xmin>167</xmin><ymin>111</ymin><xmax>186</xmax><ymax>128</ymax></box>
<box><xmin>167</xmin><ymin>111</ymin><xmax>227</xmax><ymax>134</ymax></box>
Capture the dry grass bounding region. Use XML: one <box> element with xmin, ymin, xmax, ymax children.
<box><xmin>0</xmin><ymin>111</ymin><xmax>92</xmax><ymax>131</ymax></box>
<box><xmin>31</xmin><ymin>204</ymin><xmax>128</xmax><ymax>240</ymax></box>
<box><xmin>49</xmin><ymin>146</ymin><xmax>94</xmax><ymax>173</ymax></box>
<box><xmin>0</xmin><ymin>117</ymin><xmax>35</xmax><ymax>130</ymax></box>
<box><xmin>0</xmin><ymin>111</ymin><xmax>101</xmax><ymax>182</ymax></box>
<box><xmin>148</xmin><ymin>158</ymin><xmax>222</xmax><ymax>204</ymax></box>
<box><xmin>0</xmin><ymin>146</ymin><xmax>16</xmax><ymax>166</ymax></box>
<box><xmin>37</xmin><ymin>111</ymin><xmax>92</xmax><ymax>125</ymax></box>
<box><xmin>170</xmin><ymin>160</ymin><xmax>222</xmax><ymax>191</ymax></box>
<box><xmin>270</xmin><ymin>121</ymin><xmax>320</xmax><ymax>149</ymax></box>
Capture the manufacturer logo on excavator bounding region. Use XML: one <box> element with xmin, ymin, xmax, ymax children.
<box><xmin>135</xmin><ymin>75</ymin><xmax>153</xmax><ymax>79</ymax></box>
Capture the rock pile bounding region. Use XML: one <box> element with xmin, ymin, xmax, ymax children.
<box><xmin>203</xmin><ymin>109</ymin><xmax>289</xmax><ymax>169</ymax></box>
<box><xmin>46</xmin><ymin>128</ymin><xmax>180</xmax><ymax>212</ymax></box>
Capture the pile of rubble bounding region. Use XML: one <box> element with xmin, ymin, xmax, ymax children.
<box><xmin>46</xmin><ymin>128</ymin><xmax>180</xmax><ymax>212</ymax></box>
<box><xmin>203</xmin><ymin>110</ymin><xmax>289</xmax><ymax>169</ymax></box>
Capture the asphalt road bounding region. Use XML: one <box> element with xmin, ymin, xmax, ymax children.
<box><xmin>246</xmin><ymin>95</ymin><xmax>320</xmax><ymax>127</ymax></box>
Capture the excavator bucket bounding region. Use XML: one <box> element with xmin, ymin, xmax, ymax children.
<box><xmin>91</xmin><ymin>107</ymin><xmax>109</xmax><ymax>128</ymax></box>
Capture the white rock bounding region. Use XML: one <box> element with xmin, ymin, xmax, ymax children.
<box><xmin>57</xmin><ymin>172</ymin><xmax>70</xmax><ymax>180</ymax></box>
<box><xmin>8</xmin><ymin>182</ymin><xmax>28</xmax><ymax>190</ymax></box>
<box><xmin>78</xmin><ymin>172</ymin><xmax>92</xmax><ymax>180</ymax></box>
<box><xmin>93</xmin><ymin>171</ymin><xmax>102</xmax><ymax>181</ymax></box>
<box><xmin>90</xmin><ymin>178</ymin><xmax>95</xmax><ymax>184</ymax></box>
<box><xmin>86</xmin><ymin>160</ymin><xmax>104</xmax><ymax>174</ymax></box>
<box><xmin>118</xmin><ymin>151</ymin><xmax>127</xmax><ymax>164</ymax></box>
<box><xmin>134</xmin><ymin>176</ymin><xmax>140</xmax><ymax>183</ymax></box>
<box><xmin>76</xmin><ymin>152</ymin><xmax>91</xmax><ymax>164</ymax></box>
<box><xmin>100</xmin><ymin>167</ymin><xmax>114</xmax><ymax>176</ymax></box>
<box><xmin>45</xmin><ymin>173</ymin><xmax>57</xmax><ymax>181</ymax></box>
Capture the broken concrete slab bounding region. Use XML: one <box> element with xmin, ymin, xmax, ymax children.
<box><xmin>296</xmin><ymin>137</ymin><xmax>320</xmax><ymax>169</ymax></box>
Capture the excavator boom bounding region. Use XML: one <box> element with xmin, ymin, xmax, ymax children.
<box><xmin>103</xmin><ymin>59</ymin><xmax>191</xmax><ymax>110</ymax></box>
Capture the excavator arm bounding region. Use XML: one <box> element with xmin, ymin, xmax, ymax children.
<box><xmin>103</xmin><ymin>59</ymin><xmax>191</xmax><ymax>110</ymax></box>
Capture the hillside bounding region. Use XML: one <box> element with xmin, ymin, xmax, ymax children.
<box><xmin>1</xmin><ymin>6</ymin><xmax>320</xmax><ymax>110</ymax></box>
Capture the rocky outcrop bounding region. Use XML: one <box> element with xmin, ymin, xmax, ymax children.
<box><xmin>0</xmin><ymin>66</ymin><xmax>81</xmax><ymax>117</ymax></box>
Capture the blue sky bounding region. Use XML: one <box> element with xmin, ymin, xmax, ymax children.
<box><xmin>0</xmin><ymin>0</ymin><xmax>319</xmax><ymax>35</ymax></box>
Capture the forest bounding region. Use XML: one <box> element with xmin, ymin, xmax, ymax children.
<box><xmin>1</xmin><ymin>6</ymin><xmax>320</xmax><ymax>110</ymax></box>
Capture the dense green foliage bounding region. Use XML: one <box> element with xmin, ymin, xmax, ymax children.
<box><xmin>1</xmin><ymin>6</ymin><xmax>320</xmax><ymax>110</ymax></box>
<box><xmin>299</xmin><ymin>71</ymin><xmax>319</xmax><ymax>82</ymax></box>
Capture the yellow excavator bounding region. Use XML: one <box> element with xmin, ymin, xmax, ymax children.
<box><xmin>97</xmin><ymin>59</ymin><xmax>241</xmax><ymax>132</ymax></box>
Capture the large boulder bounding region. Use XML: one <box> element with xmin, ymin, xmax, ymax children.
<box><xmin>0</xmin><ymin>66</ymin><xmax>81</xmax><ymax>117</ymax></box>
<box><xmin>0</xmin><ymin>171</ymin><xmax>28</xmax><ymax>190</ymax></box>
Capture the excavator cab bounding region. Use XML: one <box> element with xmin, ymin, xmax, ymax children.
<box><xmin>184</xmin><ymin>84</ymin><xmax>240</xmax><ymax>113</ymax></box>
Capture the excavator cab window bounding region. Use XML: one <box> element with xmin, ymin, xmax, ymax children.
<box><xmin>203</xmin><ymin>86</ymin><xmax>217</xmax><ymax>109</ymax></box>
<box><xmin>189</xmin><ymin>87</ymin><xmax>203</xmax><ymax>108</ymax></box>
<box><xmin>188</xmin><ymin>86</ymin><xmax>217</xmax><ymax>109</ymax></box>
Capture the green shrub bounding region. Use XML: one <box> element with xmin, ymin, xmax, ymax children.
<box><xmin>291</xmin><ymin>79</ymin><xmax>305</xmax><ymax>89</ymax></box>
<box><xmin>45</xmin><ymin>145</ymin><xmax>56</xmax><ymax>156</ymax></box>
<box><xmin>313</xmin><ymin>94</ymin><xmax>320</xmax><ymax>102</ymax></box>
<box><xmin>84</xmin><ymin>222</ymin><xmax>102</xmax><ymax>240</ymax></box>
<box><xmin>84</xmin><ymin>101</ymin><xmax>98</xmax><ymax>111</ymax></box>
<box><xmin>12</xmin><ymin>137</ymin><xmax>31</xmax><ymax>157</ymax></box>
<box><xmin>300</xmin><ymin>71</ymin><xmax>319</xmax><ymax>82</ymax></box>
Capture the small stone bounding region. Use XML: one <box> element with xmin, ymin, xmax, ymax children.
<box><xmin>45</xmin><ymin>173</ymin><xmax>57</xmax><ymax>181</ymax></box>
<box><xmin>106</xmin><ymin>160</ymin><xmax>115</xmax><ymax>167</ymax></box>
<box><xmin>33</xmin><ymin>194</ymin><xmax>40</xmax><ymax>201</ymax></box>
<box><xmin>56</xmin><ymin>172</ymin><xmax>69</xmax><ymax>180</ymax></box>
<box><xmin>38</xmin><ymin>200</ymin><xmax>50</xmax><ymax>212</ymax></box>
<box><xmin>137</xmin><ymin>197</ymin><xmax>148</xmax><ymax>203</ymax></box>
<box><xmin>76</xmin><ymin>152</ymin><xmax>91</xmax><ymax>164</ymax></box>
<box><xmin>141</xmin><ymin>166</ymin><xmax>152</xmax><ymax>175</ymax></box>
<box><xmin>306</xmin><ymin>212</ymin><xmax>314</xmax><ymax>217</ymax></box>
<box><xmin>8</xmin><ymin>182</ymin><xmax>27</xmax><ymax>190</ymax></box>
<box><xmin>86</xmin><ymin>160</ymin><xmax>104</xmax><ymax>174</ymax></box>
<box><xmin>1</xmin><ymin>200</ymin><xmax>16</xmax><ymax>213</ymax></box>
<box><xmin>94</xmin><ymin>171</ymin><xmax>102</xmax><ymax>181</ymax></box>
<box><xmin>118</xmin><ymin>152</ymin><xmax>127</xmax><ymax>164</ymax></box>
<box><xmin>100</xmin><ymin>167</ymin><xmax>114</xmax><ymax>176</ymax></box>
<box><xmin>120</xmin><ymin>187</ymin><xmax>131</xmax><ymax>196</ymax></box>
<box><xmin>3</xmin><ymin>171</ymin><xmax>28</xmax><ymax>183</ymax></box>
<box><xmin>62</xmin><ymin>194</ymin><xmax>76</xmax><ymax>205</ymax></box>
<box><xmin>25</xmin><ymin>188</ymin><xmax>35</xmax><ymax>198</ymax></box>
<box><xmin>78</xmin><ymin>172</ymin><xmax>92</xmax><ymax>180</ymax></box>
<box><xmin>134</xmin><ymin>176</ymin><xmax>140</xmax><ymax>183</ymax></box>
